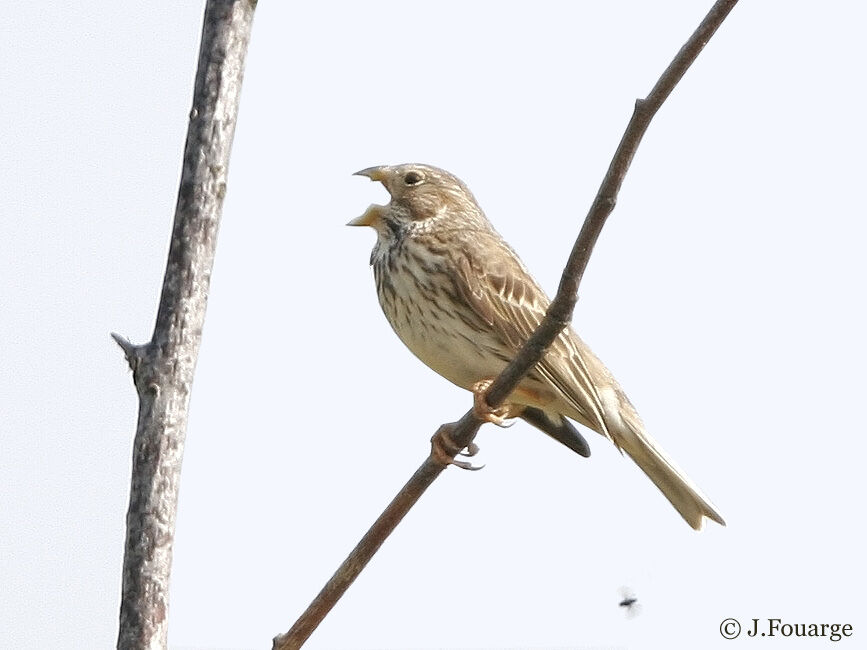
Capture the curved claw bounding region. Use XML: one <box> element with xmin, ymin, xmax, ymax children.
<box><xmin>451</xmin><ymin>458</ymin><xmax>486</xmax><ymax>471</ymax></box>
<box><xmin>458</xmin><ymin>442</ymin><xmax>481</xmax><ymax>457</ymax></box>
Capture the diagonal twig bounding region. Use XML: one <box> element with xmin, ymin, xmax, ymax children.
<box><xmin>113</xmin><ymin>2</ymin><xmax>256</xmax><ymax>648</ymax></box>
<box><xmin>274</xmin><ymin>1</ymin><xmax>738</xmax><ymax>647</ymax></box>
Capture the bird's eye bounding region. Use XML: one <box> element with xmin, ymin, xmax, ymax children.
<box><xmin>403</xmin><ymin>171</ymin><xmax>423</xmax><ymax>186</ymax></box>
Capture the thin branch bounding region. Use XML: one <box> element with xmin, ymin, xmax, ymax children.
<box><xmin>114</xmin><ymin>2</ymin><xmax>256</xmax><ymax>648</ymax></box>
<box><xmin>486</xmin><ymin>0</ymin><xmax>738</xmax><ymax>408</ymax></box>
<box><xmin>275</xmin><ymin>1</ymin><xmax>738</xmax><ymax>647</ymax></box>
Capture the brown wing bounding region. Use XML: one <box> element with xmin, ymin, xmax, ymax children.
<box><xmin>453</xmin><ymin>229</ymin><xmax>614</xmax><ymax>441</ymax></box>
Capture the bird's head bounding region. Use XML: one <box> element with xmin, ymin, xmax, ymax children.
<box><xmin>348</xmin><ymin>164</ymin><xmax>487</xmax><ymax>242</ymax></box>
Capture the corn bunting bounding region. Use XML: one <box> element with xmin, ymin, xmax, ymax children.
<box><xmin>349</xmin><ymin>163</ymin><xmax>724</xmax><ymax>530</ymax></box>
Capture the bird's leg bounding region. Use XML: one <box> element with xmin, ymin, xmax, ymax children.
<box><xmin>471</xmin><ymin>378</ymin><xmax>519</xmax><ymax>427</ymax></box>
<box><xmin>430</xmin><ymin>423</ymin><xmax>484</xmax><ymax>471</ymax></box>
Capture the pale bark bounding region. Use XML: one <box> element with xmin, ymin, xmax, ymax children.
<box><xmin>113</xmin><ymin>2</ymin><xmax>257</xmax><ymax>648</ymax></box>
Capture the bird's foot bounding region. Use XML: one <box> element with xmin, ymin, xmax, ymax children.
<box><xmin>471</xmin><ymin>379</ymin><xmax>518</xmax><ymax>427</ymax></box>
<box><xmin>430</xmin><ymin>424</ymin><xmax>484</xmax><ymax>471</ymax></box>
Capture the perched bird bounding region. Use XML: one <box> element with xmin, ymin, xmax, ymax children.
<box><xmin>349</xmin><ymin>163</ymin><xmax>724</xmax><ymax>531</ymax></box>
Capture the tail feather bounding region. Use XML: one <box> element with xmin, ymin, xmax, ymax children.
<box><xmin>616</xmin><ymin>410</ymin><xmax>725</xmax><ymax>530</ymax></box>
<box><xmin>521</xmin><ymin>407</ymin><xmax>591</xmax><ymax>458</ymax></box>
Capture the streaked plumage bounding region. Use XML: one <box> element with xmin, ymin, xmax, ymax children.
<box><xmin>349</xmin><ymin>163</ymin><xmax>724</xmax><ymax>530</ymax></box>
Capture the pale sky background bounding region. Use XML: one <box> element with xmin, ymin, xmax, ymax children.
<box><xmin>2</xmin><ymin>2</ymin><xmax>866</xmax><ymax>649</ymax></box>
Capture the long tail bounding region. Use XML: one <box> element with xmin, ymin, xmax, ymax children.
<box><xmin>615</xmin><ymin>409</ymin><xmax>725</xmax><ymax>531</ymax></box>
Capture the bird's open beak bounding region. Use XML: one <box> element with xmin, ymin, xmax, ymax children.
<box><xmin>353</xmin><ymin>166</ymin><xmax>390</xmax><ymax>182</ymax></box>
<box><xmin>347</xmin><ymin>203</ymin><xmax>386</xmax><ymax>227</ymax></box>
<box><xmin>349</xmin><ymin>166</ymin><xmax>392</xmax><ymax>227</ymax></box>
